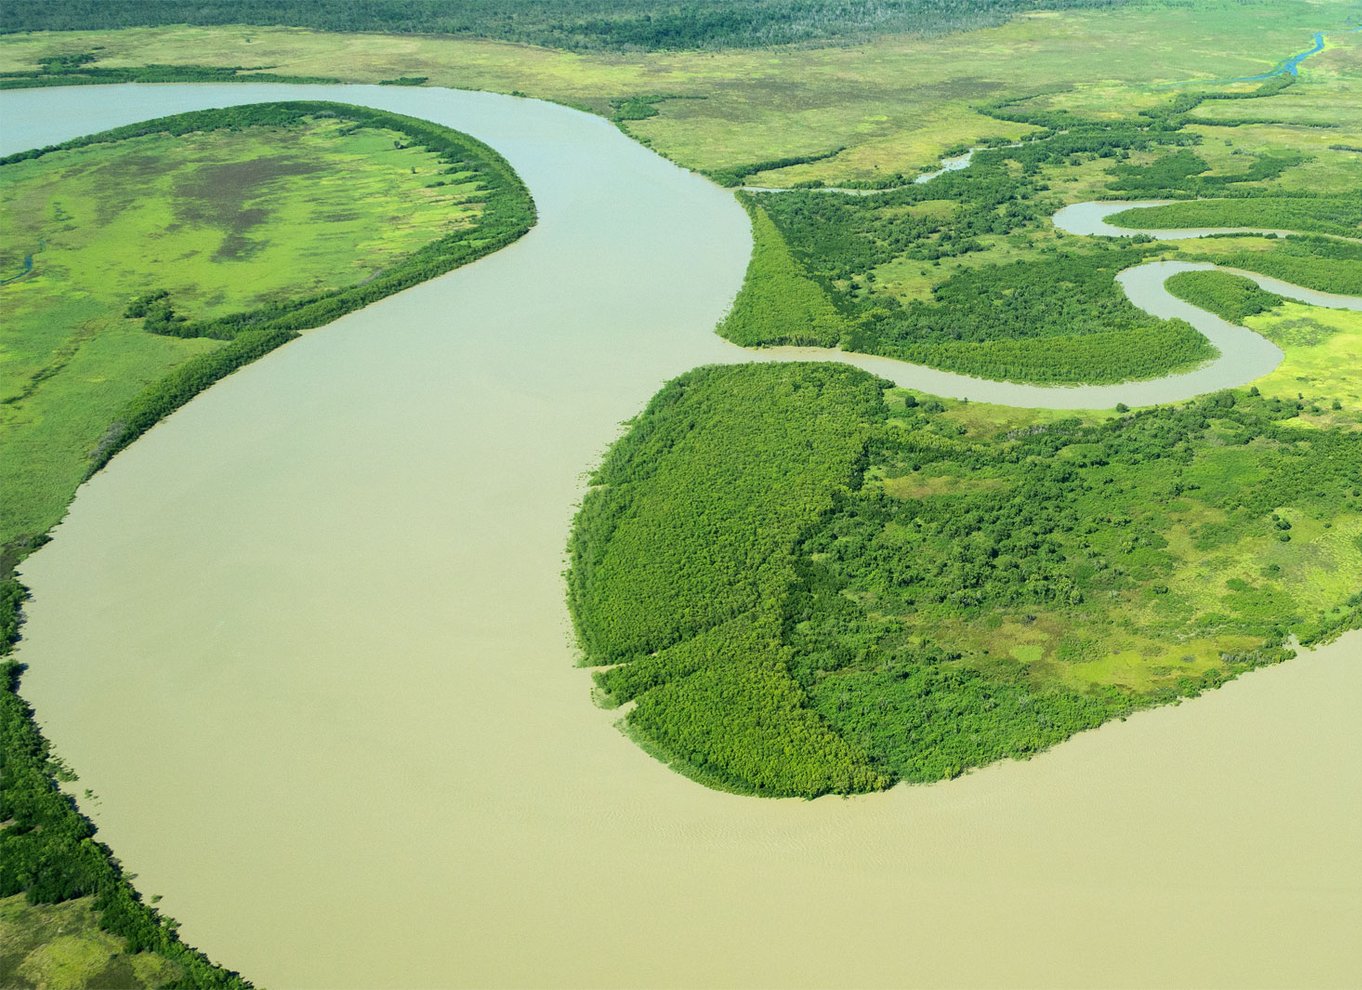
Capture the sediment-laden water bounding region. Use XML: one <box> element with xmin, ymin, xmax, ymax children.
<box><xmin>5</xmin><ymin>84</ymin><xmax>1360</xmax><ymax>988</ymax></box>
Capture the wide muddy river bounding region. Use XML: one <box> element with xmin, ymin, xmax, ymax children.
<box><xmin>5</xmin><ymin>84</ymin><xmax>1361</xmax><ymax>987</ymax></box>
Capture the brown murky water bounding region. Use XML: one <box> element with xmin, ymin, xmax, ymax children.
<box><xmin>5</xmin><ymin>85</ymin><xmax>1360</xmax><ymax>988</ymax></box>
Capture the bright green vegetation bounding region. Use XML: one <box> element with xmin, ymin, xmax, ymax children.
<box><xmin>569</xmin><ymin>365</ymin><xmax>1362</xmax><ymax>793</ymax></box>
<box><xmin>0</xmin><ymin>0</ymin><xmax>1162</xmax><ymax>53</ymax></box>
<box><xmin>570</xmin><ymin>364</ymin><xmax>888</xmax><ymax>795</ymax></box>
<box><xmin>1252</xmin><ymin>302</ymin><xmax>1362</xmax><ymax>402</ymax></box>
<box><xmin>1109</xmin><ymin>197</ymin><xmax>1362</xmax><ymax>238</ymax></box>
<box><xmin>1165</xmin><ymin>270</ymin><xmax>1284</xmax><ymax>322</ymax></box>
<box><xmin>1</xmin><ymin>102</ymin><xmax>533</xmax><ymax>983</ymax></box>
<box><xmin>1</xmin><ymin>101</ymin><xmax>534</xmax><ymax>555</ymax></box>
<box><xmin>1</xmin><ymin>895</ymin><xmax>184</xmax><ymax>989</ymax></box>
<box><xmin>716</xmin><ymin>201</ymin><xmax>849</xmax><ymax>347</ymax></box>
<box><xmin>842</xmin><ymin>246</ymin><xmax>1214</xmax><ymax>383</ymax></box>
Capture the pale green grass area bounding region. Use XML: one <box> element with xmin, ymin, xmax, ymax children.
<box><xmin>1250</xmin><ymin>302</ymin><xmax>1362</xmax><ymax>405</ymax></box>
<box><xmin>0</xmin><ymin>117</ymin><xmax>482</xmax><ymax>549</ymax></box>
<box><xmin>874</xmin><ymin>493</ymin><xmax>1360</xmax><ymax>693</ymax></box>
<box><xmin>0</xmin><ymin>0</ymin><xmax>1350</xmax><ymax>183</ymax></box>
<box><xmin>0</xmin><ymin>895</ymin><xmax>182</xmax><ymax>990</ymax></box>
<box><xmin>871</xmin><ymin>228</ymin><xmax>1063</xmax><ymax>303</ymax></box>
<box><xmin>867</xmin><ymin>369</ymin><xmax>1361</xmax><ymax>695</ymax></box>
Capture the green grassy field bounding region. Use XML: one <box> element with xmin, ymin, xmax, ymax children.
<box><xmin>0</xmin><ymin>895</ymin><xmax>183</xmax><ymax>989</ymax></box>
<box><xmin>0</xmin><ymin>109</ymin><xmax>507</xmax><ymax>554</ymax></box>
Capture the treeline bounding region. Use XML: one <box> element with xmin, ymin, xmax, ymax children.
<box><xmin>569</xmin><ymin>363</ymin><xmax>890</xmax><ymax>795</ymax></box>
<box><xmin>1164</xmin><ymin>270</ymin><xmax>1284</xmax><ymax>322</ymax></box>
<box><xmin>847</xmin><ymin>247</ymin><xmax>1215</xmax><ymax>383</ymax></box>
<box><xmin>1</xmin><ymin>0</ymin><xmax>1150</xmax><ymax>52</ymax></box>
<box><xmin>717</xmin><ymin>199</ymin><xmax>848</xmax><ymax>347</ymax></box>
<box><xmin>710</xmin><ymin>146</ymin><xmax>845</xmax><ymax>188</ymax></box>
<box><xmin>0</xmin><ymin>59</ymin><xmax>338</xmax><ymax>89</ymax></box>
<box><xmin>1185</xmin><ymin>236</ymin><xmax>1362</xmax><ymax>295</ymax></box>
<box><xmin>1110</xmin><ymin>197</ymin><xmax>1362</xmax><ymax>238</ymax></box>
<box><xmin>89</xmin><ymin>327</ymin><xmax>297</xmax><ymax>473</ymax></box>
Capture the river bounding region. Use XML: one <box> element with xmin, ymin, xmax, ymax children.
<box><xmin>5</xmin><ymin>84</ymin><xmax>1361</xmax><ymax>987</ymax></box>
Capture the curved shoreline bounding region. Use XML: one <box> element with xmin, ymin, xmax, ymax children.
<box><xmin>735</xmin><ymin>202</ymin><xmax>1360</xmax><ymax>409</ymax></box>
<box><xmin>5</xmin><ymin>84</ymin><xmax>1362</xmax><ymax>988</ymax></box>
<box><xmin>720</xmin><ymin>189</ymin><xmax>1361</xmax><ymax>408</ymax></box>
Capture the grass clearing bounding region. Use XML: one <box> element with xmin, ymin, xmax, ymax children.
<box><xmin>0</xmin><ymin>895</ymin><xmax>184</xmax><ymax>989</ymax></box>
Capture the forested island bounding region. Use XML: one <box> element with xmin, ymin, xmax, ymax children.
<box><xmin>570</xmin><ymin>364</ymin><xmax>1360</xmax><ymax>794</ymax></box>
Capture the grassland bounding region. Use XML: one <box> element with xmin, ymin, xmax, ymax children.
<box><xmin>1</xmin><ymin>894</ymin><xmax>183</xmax><ymax>989</ymax></box>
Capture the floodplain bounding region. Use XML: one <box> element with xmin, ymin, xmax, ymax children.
<box><xmin>0</xmin><ymin>2</ymin><xmax>1360</xmax><ymax>986</ymax></box>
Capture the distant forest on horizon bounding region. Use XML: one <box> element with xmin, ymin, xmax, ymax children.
<box><xmin>0</xmin><ymin>0</ymin><xmax>1150</xmax><ymax>51</ymax></box>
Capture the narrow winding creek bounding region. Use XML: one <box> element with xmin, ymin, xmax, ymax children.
<box><xmin>5</xmin><ymin>84</ymin><xmax>1361</xmax><ymax>987</ymax></box>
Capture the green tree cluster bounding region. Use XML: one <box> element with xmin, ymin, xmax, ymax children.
<box><xmin>570</xmin><ymin>363</ymin><xmax>890</xmax><ymax>795</ymax></box>
<box><xmin>717</xmin><ymin>200</ymin><xmax>849</xmax><ymax>347</ymax></box>
<box><xmin>1164</xmin><ymin>270</ymin><xmax>1284</xmax><ymax>322</ymax></box>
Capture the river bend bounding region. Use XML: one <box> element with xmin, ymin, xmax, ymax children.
<box><xmin>5</xmin><ymin>84</ymin><xmax>1361</xmax><ymax>987</ymax></box>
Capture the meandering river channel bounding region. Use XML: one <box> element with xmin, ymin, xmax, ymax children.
<box><xmin>5</xmin><ymin>84</ymin><xmax>1361</xmax><ymax>987</ymax></box>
